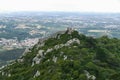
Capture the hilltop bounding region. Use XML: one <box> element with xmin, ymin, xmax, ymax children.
<box><xmin>0</xmin><ymin>28</ymin><xmax>120</xmax><ymax>80</ymax></box>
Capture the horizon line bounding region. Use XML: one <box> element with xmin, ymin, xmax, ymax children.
<box><xmin>0</xmin><ymin>11</ymin><xmax>120</xmax><ymax>14</ymax></box>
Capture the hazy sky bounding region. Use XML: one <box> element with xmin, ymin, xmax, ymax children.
<box><xmin>0</xmin><ymin>0</ymin><xmax>120</xmax><ymax>13</ymax></box>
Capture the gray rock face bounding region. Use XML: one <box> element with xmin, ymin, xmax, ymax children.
<box><xmin>32</xmin><ymin>56</ymin><xmax>41</xmax><ymax>66</ymax></box>
<box><xmin>34</xmin><ymin>70</ymin><xmax>40</xmax><ymax>78</ymax></box>
<box><xmin>63</xmin><ymin>55</ymin><xmax>67</xmax><ymax>60</ymax></box>
<box><xmin>46</xmin><ymin>48</ymin><xmax>53</xmax><ymax>53</ymax></box>
<box><xmin>31</xmin><ymin>38</ymin><xmax>80</xmax><ymax>67</ymax></box>
<box><xmin>17</xmin><ymin>59</ymin><xmax>24</xmax><ymax>63</ymax></box>
<box><xmin>84</xmin><ymin>70</ymin><xmax>96</xmax><ymax>80</ymax></box>
<box><xmin>54</xmin><ymin>45</ymin><xmax>60</xmax><ymax>50</ymax></box>
<box><xmin>44</xmin><ymin>48</ymin><xmax>53</xmax><ymax>55</ymax></box>
<box><xmin>36</xmin><ymin>43</ymin><xmax>44</xmax><ymax>49</ymax></box>
<box><xmin>31</xmin><ymin>50</ymin><xmax>44</xmax><ymax>66</ymax></box>
<box><xmin>52</xmin><ymin>56</ymin><xmax>57</xmax><ymax>63</ymax></box>
<box><xmin>22</xmin><ymin>48</ymin><xmax>31</xmax><ymax>56</ymax></box>
<box><xmin>37</xmin><ymin>50</ymin><xmax>44</xmax><ymax>57</ymax></box>
<box><xmin>8</xmin><ymin>73</ymin><xmax>11</xmax><ymax>77</ymax></box>
<box><xmin>65</xmin><ymin>38</ymin><xmax>80</xmax><ymax>46</ymax></box>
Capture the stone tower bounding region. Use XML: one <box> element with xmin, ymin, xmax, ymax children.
<box><xmin>67</xmin><ymin>27</ymin><xmax>74</xmax><ymax>34</ymax></box>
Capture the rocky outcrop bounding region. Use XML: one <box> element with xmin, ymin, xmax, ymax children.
<box><xmin>34</xmin><ymin>70</ymin><xmax>40</xmax><ymax>78</ymax></box>
<box><xmin>31</xmin><ymin>38</ymin><xmax>80</xmax><ymax>66</ymax></box>
<box><xmin>84</xmin><ymin>70</ymin><xmax>96</xmax><ymax>80</ymax></box>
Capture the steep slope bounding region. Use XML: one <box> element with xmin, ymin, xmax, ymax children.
<box><xmin>0</xmin><ymin>29</ymin><xmax>120</xmax><ymax>80</ymax></box>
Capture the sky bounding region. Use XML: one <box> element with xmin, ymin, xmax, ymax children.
<box><xmin>0</xmin><ymin>0</ymin><xmax>120</xmax><ymax>13</ymax></box>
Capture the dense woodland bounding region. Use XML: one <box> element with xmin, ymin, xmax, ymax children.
<box><xmin>0</xmin><ymin>30</ymin><xmax>120</xmax><ymax>80</ymax></box>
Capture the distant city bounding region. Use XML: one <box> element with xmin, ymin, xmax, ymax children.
<box><xmin>0</xmin><ymin>12</ymin><xmax>120</xmax><ymax>65</ymax></box>
<box><xmin>0</xmin><ymin>12</ymin><xmax>120</xmax><ymax>50</ymax></box>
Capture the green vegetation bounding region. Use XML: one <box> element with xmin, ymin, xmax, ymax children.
<box><xmin>0</xmin><ymin>30</ymin><xmax>120</xmax><ymax>80</ymax></box>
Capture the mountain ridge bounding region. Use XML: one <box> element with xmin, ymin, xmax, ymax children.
<box><xmin>0</xmin><ymin>29</ymin><xmax>120</xmax><ymax>80</ymax></box>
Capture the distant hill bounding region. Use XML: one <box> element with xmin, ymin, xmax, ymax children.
<box><xmin>0</xmin><ymin>29</ymin><xmax>120</xmax><ymax>80</ymax></box>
